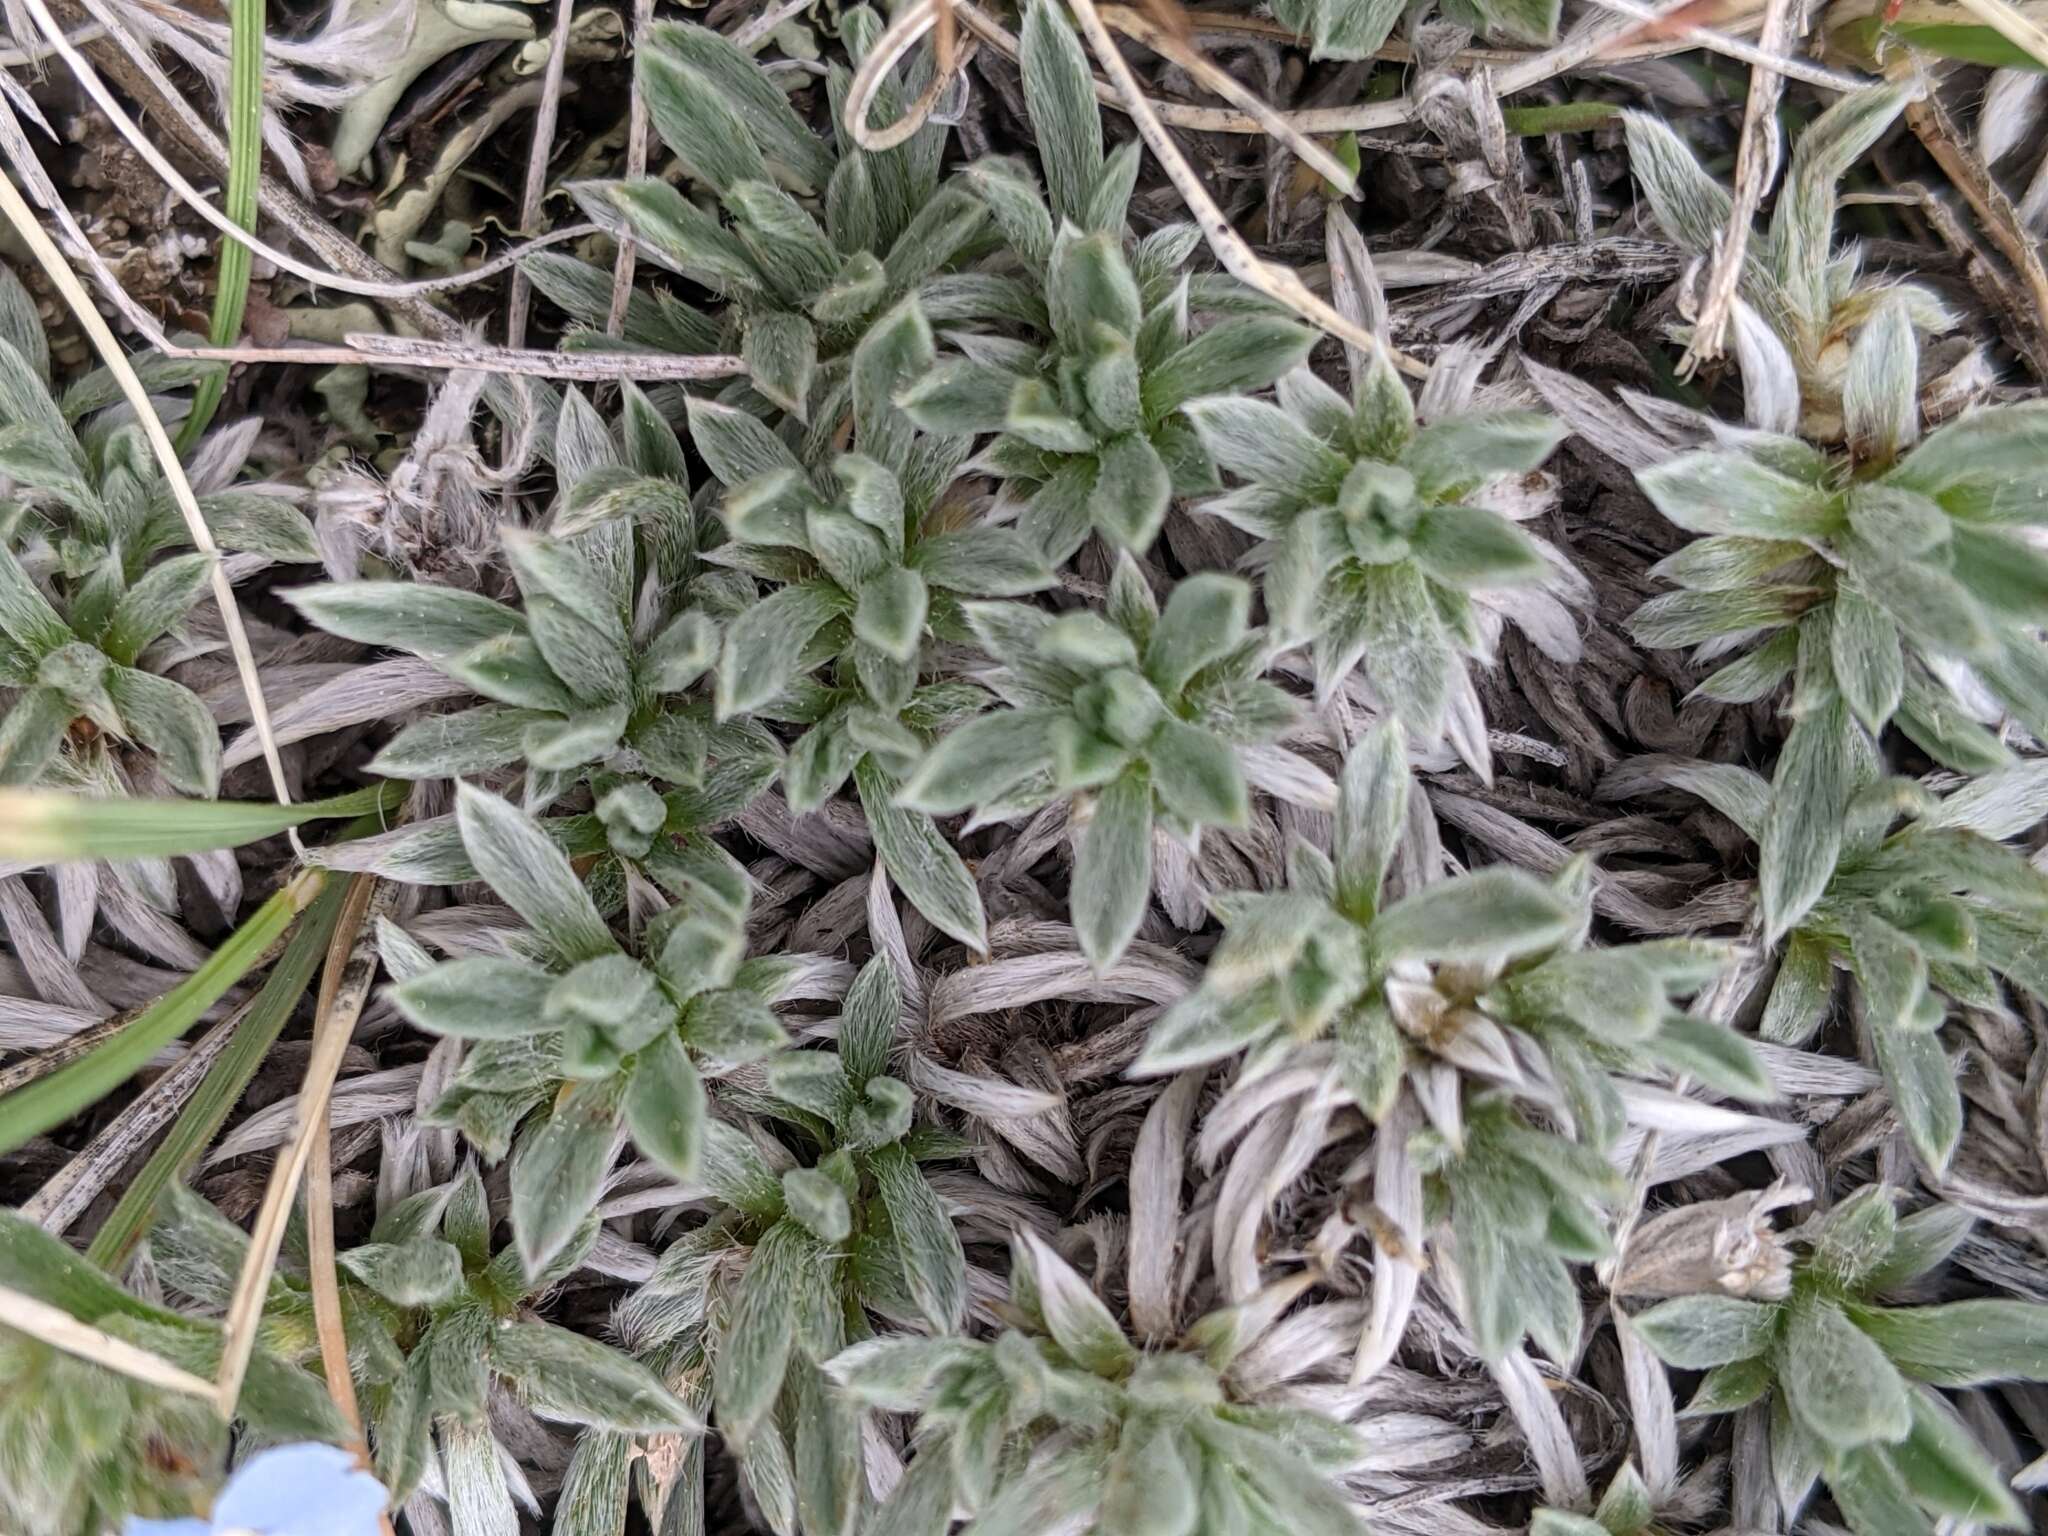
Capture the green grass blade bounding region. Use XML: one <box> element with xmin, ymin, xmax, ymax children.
<box><xmin>85</xmin><ymin>874</ymin><xmax>351</xmax><ymax>1271</ymax></box>
<box><xmin>1501</xmin><ymin>101</ymin><xmax>1621</xmax><ymax>136</ymax></box>
<box><xmin>0</xmin><ymin>781</ymin><xmax>403</xmax><ymax>862</ymax></box>
<box><xmin>1831</xmin><ymin>15</ymin><xmax>2048</xmax><ymax>69</ymax></box>
<box><xmin>0</xmin><ymin>872</ymin><xmax>324</xmax><ymax>1159</ymax></box>
<box><xmin>174</xmin><ymin>0</ymin><xmax>264</xmax><ymax>452</ymax></box>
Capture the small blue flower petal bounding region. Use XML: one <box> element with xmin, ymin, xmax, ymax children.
<box><xmin>212</xmin><ymin>1443</ymin><xmax>389</xmax><ymax>1536</ymax></box>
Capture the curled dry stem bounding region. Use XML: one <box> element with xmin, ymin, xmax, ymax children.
<box><xmin>848</xmin><ymin>0</ymin><xmax>1351</xmax><ymax>190</ymax></box>
<box><xmin>845</xmin><ymin>0</ymin><xmax>984</xmax><ymax>152</ymax></box>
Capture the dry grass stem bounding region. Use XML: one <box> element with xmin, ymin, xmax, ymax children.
<box><xmin>0</xmin><ymin>1005</ymin><xmax>145</xmax><ymax>1099</ymax></box>
<box><xmin>19</xmin><ymin>1003</ymin><xmax>247</xmax><ymax>1233</ymax></box>
<box><xmin>1060</xmin><ymin>0</ymin><xmax>1426</xmax><ymax>376</ymax></box>
<box><xmin>1684</xmin><ymin>0</ymin><xmax>1806</xmax><ymax>368</ymax></box>
<box><xmin>211</xmin><ymin>874</ymin><xmax>390</xmax><ymax>1417</ymax></box>
<box><xmin>1579</xmin><ymin>0</ymin><xmax>1868</xmax><ymax>88</ymax></box>
<box><xmin>1099</xmin><ymin>3</ymin><xmax>1360</xmax><ymax>195</ymax></box>
<box><xmin>17</xmin><ymin>0</ymin><xmax>609</xmax><ymax>305</ymax></box>
<box><xmin>0</xmin><ymin>1284</ymin><xmax>219</xmax><ymax>1400</ymax></box>
<box><xmin>1905</xmin><ymin>91</ymin><xmax>2048</xmax><ymax>360</ymax></box>
<box><xmin>606</xmin><ymin>0</ymin><xmax>660</xmax><ymax>335</ymax></box>
<box><xmin>943</xmin><ymin>0</ymin><xmax>1764</xmax><ymax>136</ymax></box>
<box><xmin>0</xmin><ymin>162</ymin><xmax>296</xmax><ymax>819</ymax></box>
<box><xmin>505</xmin><ymin>0</ymin><xmax>578</xmax><ymax>353</ymax></box>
